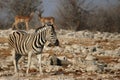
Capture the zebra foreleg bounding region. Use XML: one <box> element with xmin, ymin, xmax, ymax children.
<box><xmin>37</xmin><ymin>54</ymin><xmax>43</xmax><ymax>74</ymax></box>
<box><xmin>26</xmin><ymin>51</ymin><xmax>32</xmax><ymax>74</ymax></box>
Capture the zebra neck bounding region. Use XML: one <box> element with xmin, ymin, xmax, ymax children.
<box><xmin>37</xmin><ymin>31</ymin><xmax>47</xmax><ymax>46</ymax></box>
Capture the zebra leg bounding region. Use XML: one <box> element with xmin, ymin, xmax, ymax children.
<box><xmin>26</xmin><ymin>51</ymin><xmax>32</xmax><ymax>74</ymax></box>
<box><xmin>12</xmin><ymin>50</ymin><xmax>18</xmax><ymax>73</ymax></box>
<box><xmin>12</xmin><ymin>50</ymin><xmax>22</xmax><ymax>73</ymax></box>
<box><xmin>37</xmin><ymin>54</ymin><xmax>43</xmax><ymax>74</ymax></box>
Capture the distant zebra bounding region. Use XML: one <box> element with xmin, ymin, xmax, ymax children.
<box><xmin>8</xmin><ymin>24</ymin><xmax>59</xmax><ymax>74</ymax></box>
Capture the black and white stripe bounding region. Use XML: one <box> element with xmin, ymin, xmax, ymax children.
<box><xmin>9</xmin><ymin>24</ymin><xmax>59</xmax><ymax>74</ymax></box>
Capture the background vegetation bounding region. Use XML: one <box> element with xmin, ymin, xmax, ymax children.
<box><xmin>0</xmin><ymin>0</ymin><xmax>120</xmax><ymax>33</ymax></box>
<box><xmin>56</xmin><ymin>0</ymin><xmax>120</xmax><ymax>32</ymax></box>
<box><xmin>0</xmin><ymin>0</ymin><xmax>43</xmax><ymax>29</ymax></box>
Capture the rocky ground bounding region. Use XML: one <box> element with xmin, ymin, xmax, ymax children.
<box><xmin>0</xmin><ymin>29</ymin><xmax>120</xmax><ymax>80</ymax></box>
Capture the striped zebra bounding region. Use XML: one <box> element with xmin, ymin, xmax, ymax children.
<box><xmin>8</xmin><ymin>24</ymin><xmax>59</xmax><ymax>74</ymax></box>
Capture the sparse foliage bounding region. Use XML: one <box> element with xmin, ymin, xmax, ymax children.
<box><xmin>87</xmin><ymin>6</ymin><xmax>120</xmax><ymax>32</ymax></box>
<box><xmin>56</xmin><ymin>0</ymin><xmax>120</xmax><ymax>32</ymax></box>
<box><xmin>10</xmin><ymin>0</ymin><xmax>43</xmax><ymax>29</ymax></box>
<box><xmin>11</xmin><ymin>0</ymin><xmax>43</xmax><ymax>16</ymax></box>
<box><xmin>56</xmin><ymin>0</ymin><xmax>94</xmax><ymax>31</ymax></box>
<box><xmin>0</xmin><ymin>0</ymin><xmax>43</xmax><ymax>29</ymax></box>
<box><xmin>0</xmin><ymin>0</ymin><xmax>11</xmax><ymax>9</ymax></box>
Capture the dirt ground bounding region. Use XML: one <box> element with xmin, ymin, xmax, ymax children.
<box><xmin>0</xmin><ymin>30</ymin><xmax>120</xmax><ymax>80</ymax></box>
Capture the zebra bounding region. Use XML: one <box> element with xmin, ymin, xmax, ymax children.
<box><xmin>8</xmin><ymin>24</ymin><xmax>59</xmax><ymax>74</ymax></box>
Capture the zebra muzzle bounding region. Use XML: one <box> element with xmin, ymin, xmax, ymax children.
<box><xmin>48</xmin><ymin>39</ymin><xmax>59</xmax><ymax>47</ymax></box>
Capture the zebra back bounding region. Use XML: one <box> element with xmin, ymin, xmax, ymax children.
<box><xmin>9</xmin><ymin>30</ymin><xmax>27</xmax><ymax>49</ymax></box>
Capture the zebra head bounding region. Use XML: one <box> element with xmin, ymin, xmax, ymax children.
<box><xmin>46</xmin><ymin>24</ymin><xmax>59</xmax><ymax>46</ymax></box>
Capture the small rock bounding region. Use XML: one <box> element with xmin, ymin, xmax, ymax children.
<box><xmin>113</xmin><ymin>63</ymin><xmax>120</xmax><ymax>70</ymax></box>
<box><xmin>85</xmin><ymin>55</ymin><xmax>96</xmax><ymax>61</ymax></box>
<box><xmin>118</xmin><ymin>59</ymin><xmax>120</xmax><ymax>62</ymax></box>
<box><xmin>86</xmin><ymin>65</ymin><xmax>98</xmax><ymax>72</ymax></box>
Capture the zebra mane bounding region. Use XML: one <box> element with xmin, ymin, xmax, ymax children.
<box><xmin>35</xmin><ymin>24</ymin><xmax>55</xmax><ymax>33</ymax></box>
<box><xmin>10</xmin><ymin>30</ymin><xmax>27</xmax><ymax>35</ymax></box>
<box><xmin>35</xmin><ymin>25</ymin><xmax>45</xmax><ymax>33</ymax></box>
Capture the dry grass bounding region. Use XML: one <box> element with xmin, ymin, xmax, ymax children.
<box><xmin>95</xmin><ymin>39</ymin><xmax>120</xmax><ymax>50</ymax></box>
<box><xmin>0</xmin><ymin>38</ymin><xmax>11</xmax><ymax>58</ymax></box>
<box><xmin>95</xmin><ymin>55</ymin><xmax>119</xmax><ymax>63</ymax></box>
<box><xmin>0</xmin><ymin>37</ymin><xmax>8</xmax><ymax>43</ymax></box>
<box><xmin>0</xmin><ymin>49</ymin><xmax>11</xmax><ymax>58</ymax></box>
<box><xmin>0</xmin><ymin>36</ymin><xmax>120</xmax><ymax>79</ymax></box>
<box><xmin>60</xmin><ymin>37</ymin><xmax>120</xmax><ymax>50</ymax></box>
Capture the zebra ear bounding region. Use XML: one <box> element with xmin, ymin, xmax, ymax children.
<box><xmin>45</xmin><ymin>24</ymin><xmax>54</xmax><ymax>31</ymax></box>
<box><xmin>48</xmin><ymin>24</ymin><xmax>55</xmax><ymax>31</ymax></box>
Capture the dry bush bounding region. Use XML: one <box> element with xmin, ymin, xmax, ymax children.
<box><xmin>10</xmin><ymin>0</ymin><xmax>43</xmax><ymax>16</ymax></box>
<box><xmin>87</xmin><ymin>5</ymin><xmax>120</xmax><ymax>32</ymax></box>
<box><xmin>0</xmin><ymin>0</ymin><xmax>43</xmax><ymax>29</ymax></box>
<box><xmin>56</xmin><ymin>0</ymin><xmax>94</xmax><ymax>31</ymax></box>
<box><xmin>56</xmin><ymin>0</ymin><xmax>120</xmax><ymax>32</ymax></box>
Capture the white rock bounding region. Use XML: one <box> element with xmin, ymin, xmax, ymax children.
<box><xmin>64</xmin><ymin>46</ymin><xmax>74</xmax><ymax>53</ymax></box>
<box><xmin>82</xmin><ymin>48</ymin><xmax>89</xmax><ymax>54</ymax></box>
<box><xmin>113</xmin><ymin>63</ymin><xmax>120</xmax><ymax>70</ymax></box>
<box><xmin>71</xmin><ymin>44</ymin><xmax>81</xmax><ymax>53</ymax></box>
<box><xmin>118</xmin><ymin>59</ymin><xmax>120</xmax><ymax>62</ymax></box>
<box><xmin>71</xmin><ymin>44</ymin><xmax>80</xmax><ymax>49</ymax></box>
<box><xmin>85</xmin><ymin>55</ymin><xmax>96</xmax><ymax>61</ymax></box>
<box><xmin>86</xmin><ymin>65</ymin><xmax>99</xmax><ymax>72</ymax></box>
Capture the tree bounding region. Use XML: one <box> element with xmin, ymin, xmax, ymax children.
<box><xmin>87</xmin><ymin>4</ymin><xmax>120</xmax><ymax>32</ymax></box>
<box><xmin>10</xmin><ymin>0</ymin><xmax>43</xmax><ymax>29</ymax></box>
<box><xmin>56</xmin><ymin>0</ymin><xmax>94</xmax><ymax>31</ymax></box>
<box><xmin>0</xmin><ymin>0</ymin><xmax>11</xmax><ymax>9</ymax></box>
<box><xmin>11</xmin><ymin>0</ymin><xmax>43</xmax><ymax>16</ymax></box>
